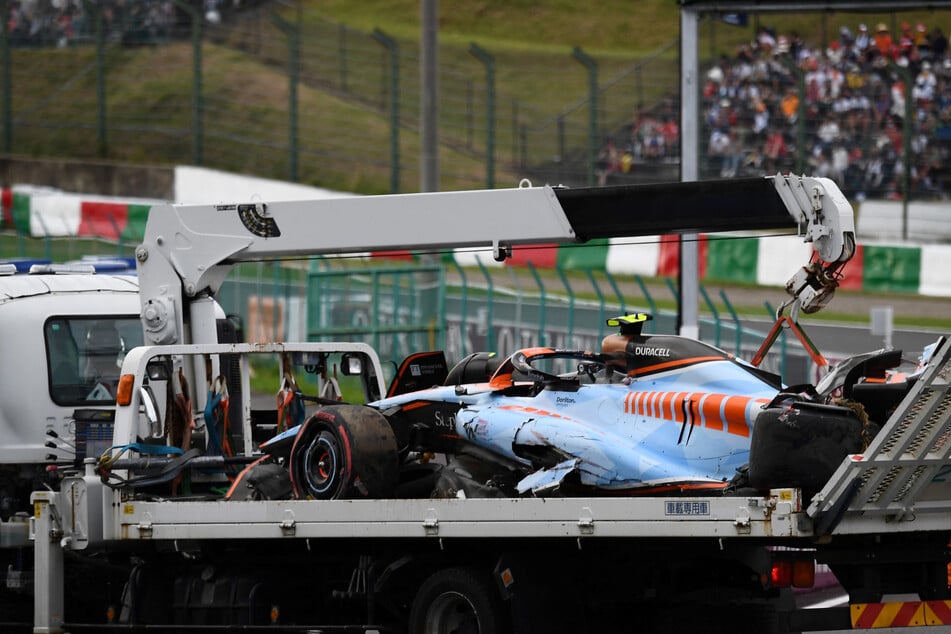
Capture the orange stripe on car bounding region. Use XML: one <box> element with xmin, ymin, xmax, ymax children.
<box><xmin>723</xmin><ymin>396</ymin><xmax>753</xmax><ymax>438</ymax></box>
<box><xmin>638</xmin><ymin>391</ymin><xmax>648</xmax><ymax>416</ymax></box>
<box><xmin>623</xmin><ymin>391</ymin><xmax>763</xmax><ymax>439</ymax></box>
<box><xmin>700</xmin><ymin>394</ymin><xmax>726</xmax><ymax>432</ymax></box>
<box><xmin>401</xmin><ymin>401</ymin><xmax>433</xmax><ymax>411</ymax></box>
<box><xmin>660</xmin><ymin>392</ymin><xmax>675</xmax><ymax>420</ymax></box>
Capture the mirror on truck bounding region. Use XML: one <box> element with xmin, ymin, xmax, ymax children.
<box><xmin>139</xmin><ymin>386</ymin><xmax>163</xmax><ymax>439</ymax></box>
<box><xmin>341</xmin><ymin>353</ymin><xmax>363</xmax><ymax>376</ymax></box>
<box><xmin>142</xmin><ymin>357</ymin><xmax>173</xmax><ymax>440</ymax></box>
<box><xmin>340</xmin><ymin>352</ymin><xmax>382</xmax><ymax>402</ymax></box>
<box><xmin>146</xmin><ymin>358</ymin><xmax>170</xmax><ymax>381</ymax></box>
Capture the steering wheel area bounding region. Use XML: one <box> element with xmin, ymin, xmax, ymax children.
<box><xmin>510</xmin><ymin>348</ymin><xmax>608</xmax><ymax>385</ymax></box>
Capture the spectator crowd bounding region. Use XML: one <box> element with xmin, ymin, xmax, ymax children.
<box><xmin>7</xmin><ymin>3</ymin><xmax>951</xmax><ymax>201</ymax></box>
<box><xmin>601</xmin><ymin>19</ymin><xmax>951</xmax><ymax>201</ymax></box>
<box><xmin>6</xmin><ymin>0</ymin><xmax>236</xmax><ymax>47</ymax></box>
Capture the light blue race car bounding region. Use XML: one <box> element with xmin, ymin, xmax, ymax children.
<box><xmin>234</xmin><ymin>314</ymin><xmax>917</xmax><ymax>501</ymax></box>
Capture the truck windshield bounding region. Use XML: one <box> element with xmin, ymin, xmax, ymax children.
<box><xmin>45</xmin><ymin>316</ymin><xmax>145</xmax><ymax>405</ymax></box>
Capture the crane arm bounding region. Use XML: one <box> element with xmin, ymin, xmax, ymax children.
<box><xmin>135</xmin><ymin>175</ymin><xmax>855</xmax><ymax>347</ymax></box>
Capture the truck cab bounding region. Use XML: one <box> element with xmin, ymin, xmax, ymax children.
<box><xmin>0</xmin><ymin>267</ymin><xmax>142</xmax><ymax>518</ymax></box>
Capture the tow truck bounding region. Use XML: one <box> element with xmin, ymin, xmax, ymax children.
<box><xmin>0</xmin><ymin>258</ymin><xmax>240</xmax><ymax>624</ymax></box>
<box><xmin>23</xmin><ymin>175</ymin><xmax>951</xmax><ymax>632</ymax></box>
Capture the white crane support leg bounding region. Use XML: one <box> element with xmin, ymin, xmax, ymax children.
<box><xmin>31</xmin><ymin>491</ymin><xmax>64</xmax><ymax>634</ymax></box>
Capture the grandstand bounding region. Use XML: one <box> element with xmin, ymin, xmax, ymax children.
<box><xmin>598</xmin><ymin>8</ymin><xmax>951</xmax><ymax>204</ymax></box>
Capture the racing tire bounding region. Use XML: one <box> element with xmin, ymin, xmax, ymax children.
<box><xmin>748</xmin><ymin>402</ymin><xmax>866</xmax><ymax>493</ymax></box>
<box><xmin>409</xmin><ymin>566</ymin><xmax>509</xmax><ymax>634</ymax></box>
<box><xmin>288</xmin><ymin>405</ymin><xmax>398</xmax><ymax>500</ymax></box>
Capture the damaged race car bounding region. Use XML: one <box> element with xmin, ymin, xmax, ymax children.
<box><xmin>228</xmin><ymin>313</ymin><xmax>934</xmax><ymax>502</ymax></box>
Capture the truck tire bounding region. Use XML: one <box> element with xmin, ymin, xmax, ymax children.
<box><xmin>288</xmin><ymin>405</ymin><xmax>398</xmax><ymax>500</ymax></box>
<box><xmin>749</xmin><ymin>402</ymin><xmax>866</xmax><ymax>493</ymax></box>
<box><xmin>409</xmin><ymin>566</ymin><xmax>508</xmax><ymax>634</ymax></box>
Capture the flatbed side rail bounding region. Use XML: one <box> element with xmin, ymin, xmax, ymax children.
<box><xmin>106</xmin><ymin>491</ymin><xmax>809</xmax><ymax>541</ymax></box>
<box><xmin>807</xmin><ymin>337</ymin><xmax>951</xmax><ymax>534</ymax></box>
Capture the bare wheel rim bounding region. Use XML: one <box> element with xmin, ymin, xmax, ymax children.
<box><xmin>302</xmin><ymin>431</ymin><xmax>340</xmax><ymax>496</ymax></box>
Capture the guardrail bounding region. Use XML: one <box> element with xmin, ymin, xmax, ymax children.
<box><xmin>216</xmin><ymin>259</ymin><xmax>815</xmax><ymax>384</ymax></box>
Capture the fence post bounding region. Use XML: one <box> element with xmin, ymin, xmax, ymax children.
<box><xmin>585</xmin><ymin>270</ymin><xmax>606</xmax><ymax>342</ymax></box>
<box><xmin>604</xmin><ymin>270</ymin><xmax>626</xmax><ymax>317</ymax></box>
<box><xmin>511</xmin><ymin>99</ymin><xmax>519</xmax><ymax>163</ymax></box>
<box><xmin>699</xmin><ymin>285</ymin><xmax>720</xmax><ymax>348</ymax></box>
<box><xmin>107</xmin><ymin>214</ymin><xmax>123</xmax><ymax>255</ymax></box>
<box><xmin>664</xmin><ymin>277</ymin><xmax>679</xmax><ymax>305</ymax></box>
<box><xmin>449</xmin><ymin>259</ymin><xmax>469</xmax><ymax>357</ymax></box>
<box><xmin>475</xmin><ymin>257</ymin><xmax>496</xmax><ymax>352</ymax></box>
<box><xmin>31</xmin><ymin>212</ymin><xmax>53</xmax><ymax>260</ymax></box>
<box><xmin>557</xmin><ymin>116</ymin><xmax>566</xmax><ymax>183</ymax></box>
<box><xmin>890</xmin><ymin>61</ymin><xmax>912</xmax><ymax>240</ymax></box>
<box><xmin>393</xmin><ymin>267</ymin><xmax>405</xmax><ymax>357</ymax></box>
<box><xmin>633</xmin><ymin>275</ymin><xmax>655</xmax><ymax>332</ymax></box>
<box><xmin>519</xmin><ymin>124</ymin><xmax>527</xmax><ymax>170</ymax></box>
<box><xmin>720</xmin><ymin>289</ymin><xmax>743</xmax><ymax>357</ymax></box>
<box><xmin>273</xmin><ymin>263</ymin><xmax>284</xmax><ymax>342</ymax></box>
<box><xmin>0</xmin><ymin>0</ymin><xmax>10</xmax><ymax>152</ymax></box>
<box><xmin>435</xmin><ymin>266</ymin><xmax>447</xmax><ymax>352</ymax></box>
<box><xmin>556</xmin><ymin>266</ymin><xmax>575</xmax><ymax>347</ymax></box>
<box><xmin>469</xmin><ymin>43</ymin><xmax>496</xmax><ymax>190</ymax></box>
<box><xmin>571</xmin><ymin>47</ymin><xmax>598</xmax><ymax>186</ymax></box>
<box><xmin>527</xmin><ymin>262</ymin><xmax>547</xmax><ymax>347</ymax></box>
<box><xmin>338</xmin><ymin>23</ymin><xmax>348</xmax><ymax>93</ymax></box>
<box><xmin>272</xmin><ymin>14</ymin><xmax>300</xmax><ymax>182</ymax></box>
<box><xmin>635</xmin><ymin>66</ymin><xmax>643</xmax><ymax>112</ymax></box>
<box><xmin>781</xmin><ymin>57</ymin><xmax>805</xmax><ymax>174</ymax></box>
<box><xmin>85</xmin><ymin>0</ymin><xmax>107</xmax><ymax>158</ymax></box>
<box><xmin>466</xmin><ymin>80</ymin><xmax>473</xmax><ymax>148</ymax></box>
<box><xmin>795</xmin><ymin>65</ymin><xmax>806</xmax><ymax>174</ymax></box>
<box><xmin>372</xmin><ymin>29</ymin><xmax>400</xmax><ymax>194</ymax></box>
<box><xmin>420</xmin><ymin>0</ymin><xmax>438</xmax><ymax>193</ymax></box>
<box><xmin>173</xmin><ymin>0</ymin><xmax>203</xmax><ymax>165</ymax></box>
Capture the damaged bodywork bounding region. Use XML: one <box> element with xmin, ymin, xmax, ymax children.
<box><xmin>228</xmin><ymin>314</ymin><xmax>932</xmax><ymax>501</ymax></box>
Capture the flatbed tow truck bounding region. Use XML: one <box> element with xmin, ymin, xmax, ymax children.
<box><xmin>24</xmin><ymin>176</ymin><xmax>951</xmax><ymax>633</ymax></box>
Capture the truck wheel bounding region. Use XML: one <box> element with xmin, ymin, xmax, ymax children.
<box><xmin>289</xmin><ymin>405</ymin><xmax>398</xmax><ymax>499</ymax></box>
<box><xmin>409</xmin><ymin>567</ymin><xmax>508</xmax><ymax>634</ymax></box>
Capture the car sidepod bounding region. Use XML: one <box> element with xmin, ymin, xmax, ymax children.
<box><xmin>455</xmin><ymin>358</ymin><xmax>778</xmax><ymax>495</ymax></box>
